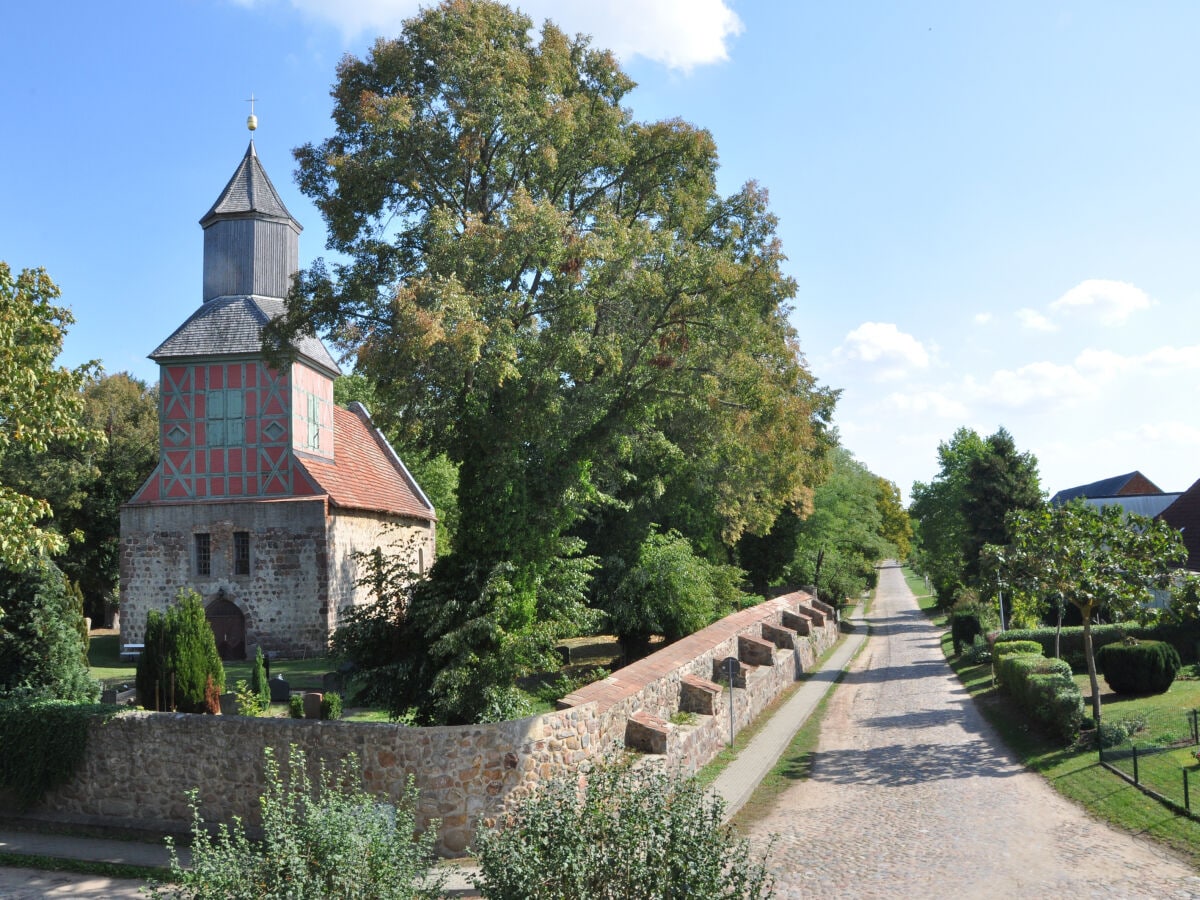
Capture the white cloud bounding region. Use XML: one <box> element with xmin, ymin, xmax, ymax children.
<box><xmin>973</xmin><ymin>312</ymin><xmax>993</xmax><ymax>325</ymax></box>
<box><xmin>1049</xmin><ymin>278</ymin><xmax>1154</xmax><ymax>326</ymax></box>
<box><xmin>1016</xmin><ymin>307</ymin><xmax>1057</xmax><ymax>332</ymax></box>
<box><xmin>885</xmin><ymin>390</ymin><xmax>967</xmax><ymax>419</ymax></box>
<box><xmin>965</xmin><ymin>361</ymin><xmax>1095</xmax><ymax>409</ymax></box>
<box><xmin>834</xmin><ymin>322</ymin><xmax>931</xmax><ymax>381</ymax></box>
<box><xmin>1077</xmin><ymin>344</ymin><xmax>1200</xmax><ymax>378</ymax></box>
<box><xmin>234</xmin><ymin>0</ymin><xmax>743</xmax><ymax>70</ymax></box>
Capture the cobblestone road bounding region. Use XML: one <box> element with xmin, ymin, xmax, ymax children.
<box><xmin>745</xmin><ymin>563</ymin><xmax>1200</xmax><ymax>898</ymax></box>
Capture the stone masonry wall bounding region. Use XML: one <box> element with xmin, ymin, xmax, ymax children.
<box><xmin>13</xmin><ymin>592</ymin><xmax>839</xmax><ymax>856</ymax></box>
<box><xmin>120</xmin><ymin>499</ymin><xmax>331</xmax><ymax>656</ymax></box>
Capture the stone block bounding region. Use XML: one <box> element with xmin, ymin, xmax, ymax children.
<box><xmin>269</xmin><ymin>676</ymin><xmax>291</xmax><ymax>703</ymax></box>
<box><xmin>761</xmin><ymin>622</ymin><xmax>797</xmax><ymax>650</ymax></box>
<box><xmin>738</xmin><ymin>634</ymin><xmax>775</xmax><ymax>667</ymax></box>
<box><xmin>303</xmin><ymin>692</ymin><xmax>323</xmax><ymax>719</ymax></box>
<box><xmin>679</xmin><ymin>674</ymin><xmax>722</xmax><ymax>715</ymax></box>
<box><xmin>781</xmin><ymin>610</ymin><xmax>812</xmax><ymax>635</ymax></box>
<box><xmin>799</xmin><ymin>605</ymin><xmax>826</xmax><ymax>626</ymax></box>
<box><xmin>810</xmin><ymin>597</ymin><xmax>836</xmax><ymax>617</ymax></box>
<box><xmin>625</xmin><ymin>710</ymin><xmax>669</xmax><ymax>755</ymax></box>
<box><xmin>219</xmin><ymin>693</ymin><xmax>240</xmax><ymax>716</ymax></box>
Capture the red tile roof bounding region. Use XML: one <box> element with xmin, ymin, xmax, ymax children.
<box><xmin>297</xmin><ymin>403</ymin><xmax>436</xmax><ymax>521</ymax></box>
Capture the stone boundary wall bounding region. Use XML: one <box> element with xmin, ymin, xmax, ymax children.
<box><xmin>559</xmin><ymin>590</ymin><xmax>839</xmax><ymax>775</ymax></box>
<box><xmin>8</xmin><ymin>592</ymin><xmax>839</xmax><ymax>856</ymax></box>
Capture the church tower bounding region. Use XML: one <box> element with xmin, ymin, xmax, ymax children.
<box><xmin>120</xmin><ymin>126</ymin><xmax>435</xmax><ymax>659</ymax></box>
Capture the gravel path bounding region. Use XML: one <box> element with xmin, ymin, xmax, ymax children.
<box><xmin>745</xmin><ymin>563</ymin><xmax>1200</xmax><ymax>899</ymax></box>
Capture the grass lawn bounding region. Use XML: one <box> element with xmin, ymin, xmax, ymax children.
<box><xmin>88</xmin><ymin>633</ymin><xmax>333</xmax><ymax>693</ymax></box>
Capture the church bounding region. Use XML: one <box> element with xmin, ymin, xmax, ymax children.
<box><xmin>119</xmin><ymin>130</ymin><xmax>436</xmax><ymax>659</ymax></box>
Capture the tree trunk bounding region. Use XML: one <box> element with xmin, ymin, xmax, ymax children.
<box><xmin>1082</xmin><ymin>610</ymin><xmax>1101</xmax><ymax>724</ymax></box>
<box><xmin>1054</xmin><ymin>603</ymin><xmax>1063</xmax><ymax>659</ymax></box>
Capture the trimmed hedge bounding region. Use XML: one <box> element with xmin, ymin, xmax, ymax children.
<box><xmin>1096</xmin><ymin>640</ymin><xmax>1181</xmax><ymax>695</ymax></box>
<box><xmin>997</xmin><ymin>620</ymin><xmax>1200</xmax><ymax>671</ymax></box>
<box><xmin>994</xmin><ymin>647</ymin><xmax>1083</xmax><ymax>743</ymax></box>
<box><xmin>994</xmin><ymin>640</ymin><xmax>1043</xmax><ymax>659</ymax></box>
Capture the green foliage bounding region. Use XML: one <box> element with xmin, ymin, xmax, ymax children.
<box><xmin>472</xmin><ymin>759</ymin><xmax>774</xmax><ymax>899</ymax></box>
<box><xmin>0</xmin><ymin>262</ymin><xmax>101</xmax><ymax>571</ymax></box>
<box><xmin>0</xmin><ymin>699</ymin><xmax>121</xmax><ymax>809</ymax></box>
<box><xmin>994</xmin><ymin>650</ymin><xmax>1083</xmax><ymax>742</ymax></box>
<box><xmin>135</xmin><ymin>589</ymin><xmax>225</xmax><ymax>713</ymax></box>
<box><xmin>249</xmin><ymin>646</ymin><xmax>270</xmax><ymax>711</ymax></box>
<box><xmin>148</xmin><ymin>745</ymin><xmax>444</xmax><ymax>900</ymax></box>
<box><xmin>233</xmin><ymin>679</ymin><xmax>267</xmax><ymax>717</ymax></box>
<box><xmin>277</xmin><ymin>0</ymin><xmax>835</xmax><ymax>715</ymax></box>
<box><xmin>530</xmin><ymin>667</ymin><xmax>609</xmax><ymax>706</ymax></box>
<box><xmin>1096</xmin><ymin>719</ymin><xmax>1130</xmax><ymax>749</ymax></box>
<box><xmin>999</xmin><ymin>499</ymin><xmax>1187</xmax><ymax>723</ymax></box>
<box><xmin>994</xmin><ymin>640</ymin><xmax>1044</xmax><ymax>659</ymax></box>
<box><xmin>1097</xmin><ymin>640</ymin><xmax>1181</xmax><ymax>695</ymax></box>
<box><xmin>0</xmin><ymin>560</ymin><xmax>98</xmax><ymax>702</ymax></box>
<box><xmin>605</xmin><ymin>527</ymin><xmax>749</xmax><ymax>643</ymax></box>
<box><xmin>959</xmin><ymin>427</ymin><xmax>1042</xmax><ymax>583</ymax></box>
<box><xmin>289</xmin><ymin>694</ymin><xmax>304</xmax><ymax>719</ymax></box>
<box><xmin>320</xmin><ymin>691</ymin><xmax>343</xmax><ymax>720</ymax></box>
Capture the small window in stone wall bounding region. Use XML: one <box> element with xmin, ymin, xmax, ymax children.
<box><xmin>234</xmin><ymin>531</ymin><xmax>251</xmax><ymax>576</ymax></box>
<box><xmin>195</xmin><ymin>533</ymin><xmax>212</xmax><ymax>576</ymax></box>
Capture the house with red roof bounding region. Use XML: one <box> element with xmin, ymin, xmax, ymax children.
<box><xmin>119</xmin><ymin>138</ymin><xmax>435</xmax><ymax>658</ymax></box>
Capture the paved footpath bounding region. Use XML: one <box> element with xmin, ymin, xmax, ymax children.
<box><xmin>744</xmin><ymin>563</ymin><xmax>1200</xmax><ymax>899</ymax></box>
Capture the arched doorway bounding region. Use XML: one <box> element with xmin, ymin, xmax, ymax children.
<box><xmin>206</xmin><ymin>594</ymin><xmax>246</xmax><ymax>661</ymax></box>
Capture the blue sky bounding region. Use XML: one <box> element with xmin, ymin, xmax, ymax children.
<box><xmin>4</xmin><ymin>1</ymin><xmax>1200</xmax><ymax>502</ymax></box>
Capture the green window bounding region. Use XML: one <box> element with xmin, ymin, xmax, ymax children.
<box><xmin>207</xmin><ymin>389</ymin><xmax>245</xmax><ymax>447</ymax></box>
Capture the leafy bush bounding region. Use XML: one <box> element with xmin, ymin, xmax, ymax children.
<box><xmin>136</xmin><ymin>588</ymin><xmax>225</xmax><ymax>713</ymax></box>
<box><xmin>530</xmin><ymin>667</ymin><xmax>609</xmax><ymax>706</ymax></box>
<box><xmin>234</xmin><ymin>679</ymin><xmax>267</xmax><ymax>717</ymax></box>
<box><xmin>961</xmin><ymin>639</ymin><xmax>991</xmax><ymax>666</ymax></box>
<box><xmin>1097</xmin><ymin>640</ymin><xmax>1181</xmax><ymax>695</ymax></box>
<box><xmin>148</xmin><ymin>745</ymin><xmax>444</xmax><ymax>899</ymax></box>
<box><xmin>0</xmin><ymin>699</ymin><xmax>122</xmax><ymax>809</ymax></box>
<box><xmin>1097</xmin><ymin>720</ymin><xmax>1129</xmax><ymax>749</ymax></box>
<box><xmin>472</xmin><ymin>759</ymin><xmax>774</xmax><ymax>899</ymax></box>
<box><xmin>289</xmin><ymin>694</ymin><xmax>304</xmax><ymax>719</ymax></box>
<box><xmin>606</xmin><ymin>528</ymin><xmax>750</xmax><ymax>644</ymax></box>
<box><xmin>949</xmin><ymin>611</ymin><xmax>982</xmax><ymax>656</ymax></box>
<box><xmin>320</xmin><ymin>691</ymin><xmax>343</xmax><ymax>720</ymax></box>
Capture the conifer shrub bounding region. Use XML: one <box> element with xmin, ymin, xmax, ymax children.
<box><xmin>1097</xmin><ymin>639</ymin><xmax>1181</xmax><ymax>695</ymax></box>
<box><xmin>135</xmin><ymin>589</ymin><xmax>224</xmax><ymax>713</ymax></box>
<box><xmin>249</xmin><ymin>647</ymin><xmax>270</xmax><ymax>710</ymax></box>
<box><xmin>289</xmin><ymin>694</ymin><xmax>304</xmax><ymax>718</ymax></box>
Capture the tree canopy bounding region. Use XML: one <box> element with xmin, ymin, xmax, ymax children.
<box><xmin>275</xmin><ymin>0</ymin><xmax>835</xmax><ymax>722</ymax></box>
<box><xmin>0</xmin><ymin>263</ymin><xmax>100</xmax><ymax>571</ymax></box>
<box><xmin>909</xmin><ymin>426</ymin><xmax>1041</xmax><ymax>605</ymax></box>
<box><xmin>996</xmin><ymin>500</ymin><xmax>1186</xmax><ymax>723</ymax></box>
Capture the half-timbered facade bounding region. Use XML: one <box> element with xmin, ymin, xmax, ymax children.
<box><xmin>120</xmin><ymin>140</ymin><xmax>435</xmax><ymax>658</ymax></box>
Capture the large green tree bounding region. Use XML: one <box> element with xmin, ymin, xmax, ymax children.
<box><xmin>997</xmin><ymin>501</ymin><xmax>1185</xmax><ymax>723</ymax></box>
<box><xmin>0</xmin><ymin>263</ymin><xmax>99</xmax><ymax>572</ymax></box>
<box><xmin>273</xmin><ymin>0</ymin><xmax>832</xmax><ymax>721</ymax></box>
<box><xmin>910</xmin><ymin>427</ymin><xmax>1040</xmax><ymax>605</ymax></box>
<box><xmin>959</xmin><ymin>427</ymin><xmax>1042</xmax><ymax>583</ymax></box>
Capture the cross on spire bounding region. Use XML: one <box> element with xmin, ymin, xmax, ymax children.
<box><xmin>246</xmin><ymin>93</ymin><xmax>258</xmax><ymax>133</ymax></box>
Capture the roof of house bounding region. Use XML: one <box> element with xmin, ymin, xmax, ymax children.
<box><xmin>297</xmin><ymin>402</ymin><xmax>435</xmax><ymax>521</ymax></box>
<box><xmin>1075</xmin><ymin>493</ymin><xmax>1182</xmax><ymax>519</ymax></box>
<box><xmin>148</xmin><ymin>295</ymin><xmax>340</xmax><ymax>375</ymax></box>
<box><xmin>1050</xmin><ymin>471</ymin><xmax>1162</xmax><ymax>505</ymax></box>
<box><xmin>200</xmin><ymin>141</ymin><xmax>299</xmax><ymax>229</ymax></box>
<box><xmin>1158</xmin><ymin>479</ymin><xmax>1200</xmax><ymax>571</ymax></box>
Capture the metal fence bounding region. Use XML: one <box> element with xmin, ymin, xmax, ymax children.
<box><xmin>1099</xmin><ymin>707</ymin><xmax>1200</xmax><ymax>814</ymax></box>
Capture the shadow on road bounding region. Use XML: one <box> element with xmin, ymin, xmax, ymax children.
<box><xmin>811</xmin><ymin>737</ymin><xmax>1021</xmax><ymax>786</ymax></box>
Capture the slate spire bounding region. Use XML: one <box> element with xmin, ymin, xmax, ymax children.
<box><xmin>200</xmin><ymin>140</ymin><xmax>302</xmax><ymax>303</ymax></box>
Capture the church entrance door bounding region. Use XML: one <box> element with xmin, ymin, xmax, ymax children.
<box><xmin>206</xmin><ymin>596</ymin><xmax>246</xmax><ymax>661</ymax></box>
